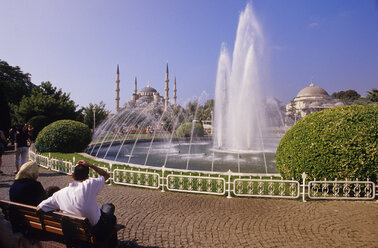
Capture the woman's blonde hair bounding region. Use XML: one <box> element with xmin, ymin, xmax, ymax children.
<box><xmin>15</xmin><ymin>161</ymin><xmax>39</xmax><ymax>180</ymax></box>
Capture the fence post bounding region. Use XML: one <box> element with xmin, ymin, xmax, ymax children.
<box><xmin>48</xmin><ymin>153</ymin><xmax>51</xmax><ymax>169</ymax></box>
<box><xmin>109</xmin><ymin>163</ymin><xmax>113</xmax><ymax>184</ymax></box>
<box><xmin>227</xmin><ymin>170</ymin><xmax>232</xmax><ymax>199</ymax></box>
<box><xmin>302</xmin><ymin>172</ymin><xmax>307</xmax><ymax>202</ymax></box>
<box><xmin>161</xmin><ymin>165</ymin><xmax>165</xmax><ymax>192</ymax></box>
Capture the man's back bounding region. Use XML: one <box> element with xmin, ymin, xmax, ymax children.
<box><xmin>38</xmin><ymin>176</ymin><xmax>105</xmax><ymax>225</ymax></box>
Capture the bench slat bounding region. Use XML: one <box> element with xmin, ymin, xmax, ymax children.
<box><xmin>0</xmin><ymin>199</ymin><xmax>124</xmax><ymax>247</ymax></box>
<box><xmin>0</xmin><ymin>200</ymin><xmax>94</xmax><ymax>245</ymax></box>
<box><xmin>45</xmin><ymin>225</ymin><xmax>64</xmax><ymax>235</ymax></box>
<box><xmin>29</xmin><ymin>221</ymin><xmax>43</xmax><ymax>230</ymax></box>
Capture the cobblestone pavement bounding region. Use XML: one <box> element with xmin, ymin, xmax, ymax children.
<box><xmin>1</xmin><ymin>151</ymin><xmax>377</xmax><ymax>248</ymax></box>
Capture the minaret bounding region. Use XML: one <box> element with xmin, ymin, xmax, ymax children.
<box><xmin>173</xmin><ymin>76</ymin><xmax>177</xmax><ymax>105</ymax></box>
<box><xmin>131</xmin><ymin>77</ymin><xmax>138</xmax><ymax>102</ymax></box>
<box><xmin>164</xmin><ymin>62</ymin><xmax>169</xmax><ymax>110</ymax></box>
<box><xmin>115</xmin><ymin>64</ymin><xmax>120</xmax><ymax>113</ymax></box>
<box><xmin>134</xmin><ymin>77</ymin><xmax>138</xmax><ymax>95</ymax></box>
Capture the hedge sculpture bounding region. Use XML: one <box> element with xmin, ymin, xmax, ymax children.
<box><xmin>176</xmin><ymin>122</ymin><xmax>205</xmax><ymax>138</ymax></box>
<box><xmin>35</xmin><ymin>120</ymin><xmax>91</xmax><ymax>153</ymax></box>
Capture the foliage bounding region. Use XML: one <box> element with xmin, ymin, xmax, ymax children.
<box><xmin>0</xmin><ymin>60</ymin><xmax>36</xmax><ymax>105</ymax></box>
<box><xmin>12</xmin><ymin>82</ymin><xmax>79</xmax><ymax>125</ymax></box>
<box><xmin>35</xmin><ymin>120</ymin><xmax>91</xmax><ymax>153</ymax></box>
<box><xmin>331</xmin><ymin>90</ymin><xmax>360</xmax><ymax>104</ymax></box>
<box><xmin>352</xmin><ymin>97</ymin><xmax>372</xmax><ymax>105</ymax></box>
<box><xmin>0</xmin><ymin>86</ymin><xmax>11</xmax><ymax>134</ymax></box>
<box><xmin>0</xmin><ymin>60</ymin><xmax>36</xmax><ymax>130</ymax></box>
<box><xmin>366</xmin><ymin>89</ymin><xmax>378</xmax><ymax>102</ymax></box>
<box><xmin>184</xmin><ymin>99</ymin><xmax>213</xmax><ymax>122</ymax></box>
<box><xmin>80</xmin><ymin>101</ymin><xmax>109</xmax><ymax>130</ymax></box>
<box><xmin>27</xmin><ymin>115</ymin><xmax>50</xmax><ymax>140</ymax></box>
<box><xmin>276</xmin><ymin>105</ymin><xmax>377</xmax><ymax>183</ymax></box>
<box><xmin>175</xmin><ymin>122</ymin><xmax>204</xmax><ymax>138</ymax></box>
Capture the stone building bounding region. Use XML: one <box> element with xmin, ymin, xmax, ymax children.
<box><xmin>285</xmin><ymin>83</ymin><xmax>344</xmax><ymax>124</ymax></box>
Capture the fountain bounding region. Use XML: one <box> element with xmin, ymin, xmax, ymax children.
<box><xmin>86</xmin><ymin>3</ymin><xmax>284</xmax><ymax>174</ymax></box>
<box><xmin>213</xmin><ymin>3</ymin><xmax>276</xmax><ymax>173</ymax></box>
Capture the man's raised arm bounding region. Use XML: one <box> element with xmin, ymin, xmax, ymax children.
<box><xmin>77</xmin><ymin>160</ymin><xmax>110</xmax><ymax>181</ymax></box>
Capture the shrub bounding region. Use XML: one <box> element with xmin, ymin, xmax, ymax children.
<box><xmin>175</xmin><ymin>122</ymin><xmax>204</xmax><ymax>138</ymax></box>
<box><xmin>35</xmin><ymin>120</ymin><xmax>91</xmax><ymax>153</ymax></box>
<box><xmin>276</xmin><ymin>105</ymin><xmax>377</xmax><ymax>182</ymax></box>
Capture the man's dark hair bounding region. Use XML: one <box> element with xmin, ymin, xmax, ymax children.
<box><xmin>46</xmin><ymin>186</ymin><xmax>60</xmax><ymax>197</ymax></box>
<box><xmin>73</xmin><ymin>164</ymin><xmax>89</xmax><ymax>181</ymax></box>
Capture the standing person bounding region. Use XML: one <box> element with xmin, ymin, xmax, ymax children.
<box><xmin>0</xmin><ymin>129</ymin><xmax>8</xmax><ymax>174</ymax></box>
<box><xmin>27</xmin><ymin>124</ymin><xmax>35</xmax><ymax>143</ymax></box>
<box><xmin>9</xmin><ymin>161</ymin><xmax>46</xmax><ymax>206</ymax></box>
<box><xmin>14</xmin><ymin>127</ymin><xmax>29</xmax><ymax>174</ymax></box>
<box><xmin>8</xmin><ymin>126</ymin><xmax>15</xmax><ymax>145</ymax></box>
<box><xmin>37</xmin><ymin>160</ymin><xmax>118</xmax><ymax>247</ymax></box>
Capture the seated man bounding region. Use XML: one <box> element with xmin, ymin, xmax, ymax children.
<box><xmin>37</xmin><ymin>160</ymin><xmax>118</xmax><ymax>247</ymax></box>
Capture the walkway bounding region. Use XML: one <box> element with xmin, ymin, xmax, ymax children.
<box><xmin>1</xmin><ymin>151</ymin><xmax>377</xmax><ymax>247</ymax></box>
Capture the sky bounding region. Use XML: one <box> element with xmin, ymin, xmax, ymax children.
<box><xmin>1</xmin><ymin>0</ymin><xmax>377</xmax><ymax>112</ymax></box>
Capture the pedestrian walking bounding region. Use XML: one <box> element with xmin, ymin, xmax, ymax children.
<box><xmin>0</xmin><ymin>129</ymin><xmax>8</xmax><ymax>174</ymax></box>
<box><xmin>14</xmin><ymin>127</ymin><xmax>29</xmax><ymax>174</ymax></box>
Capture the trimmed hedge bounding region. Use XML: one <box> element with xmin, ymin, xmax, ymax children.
<box><xmin>175</xmin><ymin>122</ymin><xmax>204</xmax><ymax>138</ymax></box>
<box><xmin>35</xmin><ymin>120</ymin><xmax>91</xmax><ymax>153</ymax></box>
<box><xmin>276</xmin><ymin>105</ymin><xmax>377</xmax><ymax>182</ymax></box>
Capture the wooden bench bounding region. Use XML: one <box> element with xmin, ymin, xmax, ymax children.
<box><xmin>0</xmin><ymin>200</ymin><xmax>125</xmax><ymax>248</ymax></box>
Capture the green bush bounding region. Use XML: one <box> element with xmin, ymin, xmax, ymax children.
<box><xmin>35</xmin><ymin>120</ymin><xmax>91</xmax><ymax>153</ymax></box>
<box><xmin>276</xmin><ymin>105</ymin><xmax>377</xmax><ymax>182</ymax></box>
<box><xmin>175</xmin><ymin>122</ymin><xmax>204</xmax><ymax>138</ymax></box>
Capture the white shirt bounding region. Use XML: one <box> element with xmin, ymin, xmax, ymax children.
<box><xmin>38</xmin><ymin>176</ymin><xmax>105</xmax><ymax>225</ymax></box>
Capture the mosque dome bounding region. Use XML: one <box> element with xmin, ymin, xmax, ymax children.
<box><xmin>140</xmin><ymin>86</ymin><xmax>157</xmax><ymax>94</ymax></box>
<box><xmin>296</xmin><ymin>83</ymin><xmax>329</xmax><ymax>98</ymax></box>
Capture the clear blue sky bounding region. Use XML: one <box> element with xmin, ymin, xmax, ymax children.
<box><xmin>1</xmin><ymin>0</ymin><xmax>377</xmax><ymax>112</ymax></box>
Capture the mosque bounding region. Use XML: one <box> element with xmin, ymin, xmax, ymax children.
<box><xmin>285</xmin><ymin>83</ymin><xmax>345</xmax><ymax>123</ymax></box>
<box><xmin>114</xmin><ymin>63</ymin><xmax>177</xmax><ymax>112</ymax></box>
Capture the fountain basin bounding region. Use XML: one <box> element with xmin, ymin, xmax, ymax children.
<box><xmin>86</xmin><ymin>136</ymin><xmax>280</xmax><ymax>173</ymax></box>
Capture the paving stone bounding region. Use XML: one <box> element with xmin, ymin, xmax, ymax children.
<box><xmin>0</xmin><ymin>151</ymin><xmax>377</xmax><ymax>247</ymax></box>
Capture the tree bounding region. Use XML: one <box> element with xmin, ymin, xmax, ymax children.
<box><xmin>0</xmin><ymin>60</ymin><xmax>36</xmax><ymax>105</ymax></box>
<box><xmin>366</xmin><ymin>89</ymin><xmax>378</xmax><ymax>102</ymax></box>
<box><xmin>0</xmin><ymin>86</ymin><xmax>11</xmax><ymax>134</ymax></box>
<box><xmin>331</xmin><ymin>90</ymin><xmax>361</xmax><ymax>104</ymax></box>
<box><xmin>353</xmin><ymin>98</ymin><xmax>372</xmax><ymax>105</ymax></box>
<box><xmin>12</xmin><ymin>81</ymin><xmax>79</xmax><ymax>128</ymax></box>
<box><xmin>184</xmin><ymin>99</ymin><xmax>214</xmax><ymax>122</ymax></box>
<box><xmin>184</xmin><ymin>101</ymin><xmax>199</xmax><ymax>121</ymax></box>
<box><xmin>80</xmin><ymin>101</ymin><xmax>109</xmax><ymax>130</ymax></box>
<box><xmin>0</xmin><ymin>60</ymin><xmax>36</xmax><ymax>132</ymax></box>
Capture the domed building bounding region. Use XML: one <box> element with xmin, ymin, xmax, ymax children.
<box><xmin>132</xmin><ymin>82</ymin><xmax>164</xmax><ymax>104</ymax></box>
<box><xmin>114</xmin><ymin>63</ymin><xmax>177</xmax><ymax>112</ymax></box>
<box><xmin>285</xmin><ymin>83</ymin><xmax>344</xmax><ymax>123</ymax></box>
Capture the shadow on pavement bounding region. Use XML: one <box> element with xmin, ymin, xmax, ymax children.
<box><xmin>39</xmin><ymin>172</ymin><xmax>68</xmax><ymax>178</ymax></box>
<box><xmin>120</xmin><ymin>240</ymin><xmax>161</xmax><ymax>248</ymax></box>
<box><xmin>0</xmin><ymin>183</ymin><xmax>11</xmax><ymax>188</ymax></box>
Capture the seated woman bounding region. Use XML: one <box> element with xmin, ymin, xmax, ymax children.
<box><xmin>9</xmin><ymin>161</ymin><xmax>46</xmax><ymax>206</ymax></box>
